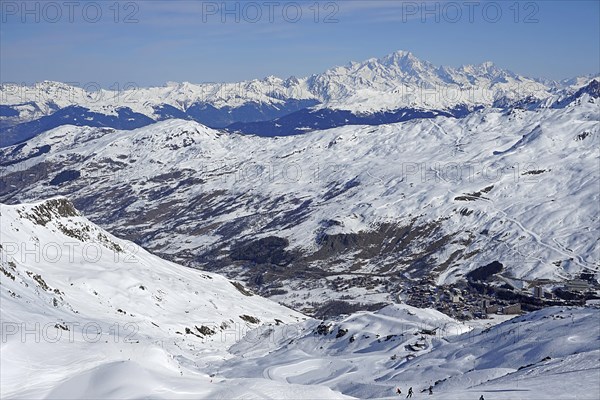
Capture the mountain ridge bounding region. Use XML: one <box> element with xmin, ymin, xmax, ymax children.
<box><xmin>2</xmin><ymin>94</ymin><xmax>598</xmax><ymax>315</ymax></box>
<box><xmin>2</xmin><ymin>50</ymin><xmax>597</xmax><ymax>146</ymax></box>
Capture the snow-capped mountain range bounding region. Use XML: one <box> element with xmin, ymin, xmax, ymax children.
<box><xmin>1</xmin><ymin>85</ymin><xmax>598</xmax><ymax>314</ymax></box>
<box><xmin>1</xmin><ymin>50</ymin><xmax>597</xmax><ymax>146</ymax></box>
<box><xmin>2</xmin><ymin>198</ymin><xmax>599</xmax><ymax>399</ymax></box>
<box><xmin>1</xmin><ymin>49</ymin><xmax>600</xmax><ymax>399</ymax></box>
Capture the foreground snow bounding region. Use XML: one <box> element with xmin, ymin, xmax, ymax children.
<box><xmin>1</xmin><ymin>200</ymin><xmax>598</xmax><ymax>399</ymax></box>
<box><xmin>223</xmin><ymin>304</ymin><xmax>600</xmax><ymax>399</ymax></box>
<box><xmin>0</xmin><ymin>199</ymin><xmax>345</xmax><ymax>399</ymax></box>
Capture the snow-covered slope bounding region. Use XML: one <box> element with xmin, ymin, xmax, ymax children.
<box><xmin>1</xmin><ymin>90</ymin><xmax>598</xmax><ymax>313</ymax></box>
<box><xmin>2</xmin><ymin>199</ymin><xmax>597</xmax><ymax>400</ymax></box>
<box><xmin>221</xmin><ymin>304</ymin><xmax>600</xmax><ymax>399</ymax></box>
<box><xmin>0</xmin><ymin>198</ymin><xmax>357</xmax><ymax>399</ymax></box>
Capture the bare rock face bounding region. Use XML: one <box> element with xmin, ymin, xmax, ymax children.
<box><xmin>18</xmin><ymin>197</ymin><xmax>80</xmax><ymax>226</ymax></box>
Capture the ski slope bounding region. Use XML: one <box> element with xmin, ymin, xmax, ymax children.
<box><xmin>0</xmin><ymin>198</ymin><xmax>348</xmax><ymax>399</ymax></box>
<box><xmin>1</xmin><ymin>199</ymin><xmax>598</xmax><ymax>398</ymax></box>
<box><xmin>223</xmin><ymin>304</ymin><xmax>600</xmax><ymax>399</ymax></box>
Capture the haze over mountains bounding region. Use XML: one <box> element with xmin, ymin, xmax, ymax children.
<box><xmin>1</xmin><ymin>50</ymin><xmax>597</xmax><ymax>146</ymax></box>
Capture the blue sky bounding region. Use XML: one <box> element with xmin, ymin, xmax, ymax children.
<box><xmin>1</xmin><ymin>0</ymin><xmax>598</xmax><ymax>87</ymax></box>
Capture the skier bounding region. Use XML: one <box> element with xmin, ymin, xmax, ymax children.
<box><xmin>428</xmin><ymin>385</ymin><xmax>433</xmax><ymax>395</ymax></box>
<box><xmin>479</xmin><ymin>396</ymin><xmax>485</xmax><ymax>400</ymax></box>
<box><xmin>396</xmin><ymin>387</ymin><xmax>402</xmax><ymax>395</ymax></box>
<box><xmin>407</xmin><ymin>387</ymin><xmax>413</xmax><ymax>398</ymax></box>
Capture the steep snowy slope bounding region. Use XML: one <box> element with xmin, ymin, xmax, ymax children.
<box><xmin>0</xmin><ymin>198</ymin><xmax>353</xmax><ymax>399</ymax></box>
<box><xmin>1</xmin><ymin>92</ymin><xmax>598</xmax><ymax>313</ymax></box>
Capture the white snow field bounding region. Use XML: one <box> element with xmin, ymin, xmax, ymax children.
<box><xmin>0</xmin><ymin>199</ymin><xmax>347</xmax><ymax>399</ymax></box>
<box><xmin>224</xmin><ymin>304</ymin><xmax>600</xmax><ymax>400</ymax></box>
<box><xmin>1</xmin><ymin>199</ymin><xmax>599</xmax><ymax>399</ymax></box>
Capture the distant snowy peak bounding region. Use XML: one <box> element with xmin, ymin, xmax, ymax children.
<box><xmin>304</xmin><ymin>51</ymin><xmax>562</xmax><ymax>112</ymax></box>
<box><xmin>1</xmin><ymin>50</ymin><xmax>597</xmax><ymax>135</ymax></box>
<box><xmin>551</xmin><ymin>79</ymin><xmax>599</xmax><ymax>108</ymax></box>
<box><xmin>0</xmin><ymin>50</ymin><xmax>583</xmax><ymax>111</ymax></box>
<box><xmin>1</xmin><ymin>78</ymin><xmax>313</xmax><ymax>112</ymax></box>
<box><xmin>321</xmin><ymin>51</ymin><xmax>514</xmax><ymax>85</ymax></box>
